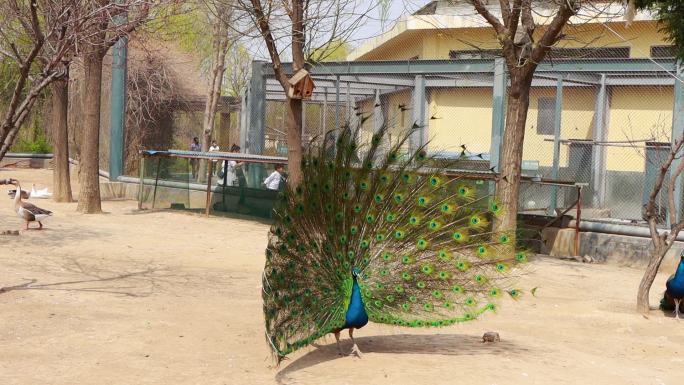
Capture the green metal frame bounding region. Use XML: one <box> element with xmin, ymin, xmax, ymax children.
<box><xmin>109</xmin><ymin>0</ymin><xmax>127</xmax><ymax>180</ymax></box>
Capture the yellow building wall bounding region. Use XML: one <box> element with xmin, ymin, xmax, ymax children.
<box><xmin>606</xmin><ymin>86</ymin><xmax>674</xmax><ymax>172</ymax></box>
<box><xmin>355</xmin><ymin>20</ymin><xmax>673</xmax><ymax>172</ymax></box>
<box><xmin>359</xmin><ymin>21</ymin><xmax>667</xmax><ymax>61</ymax></box>
<box><xmin>428</xmin><ymin>88</ymin><xmax>493</xmax><ymax>153</ymax></box>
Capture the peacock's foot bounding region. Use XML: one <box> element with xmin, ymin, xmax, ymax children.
<box><xmin>350</xmin><ymin>343</ymin><xmax>363</xmax><ymax>358</ymax></box>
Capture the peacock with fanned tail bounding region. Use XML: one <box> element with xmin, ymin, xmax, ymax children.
<box><xmin>262</xmin><ymin>125</ymin><xmax>528</xmax><ymax>362</ymax></box>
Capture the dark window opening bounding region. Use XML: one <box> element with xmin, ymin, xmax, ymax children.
<box><xmin>449</xmin><ymin>49</ymin><xmax>502</xmax><ymax>60</ymax></box>
<box><xmin>547</xmin><ymin>47</ymin><xmax>630</xmax><ymax>59</ymax></box>
<box><xmin>651</xmin><ymin>45</ymin><xmax>677</xmax><ymax>58</ymax></box>
<box><xmin>537</xmin><ymin>97</ymin><xmax>556</xmax><ymax>136</ymax></box>
<box><xmin>449</xmin><ymin>47</ymin><xmax>629</xmax><ymax>60</ymax></box>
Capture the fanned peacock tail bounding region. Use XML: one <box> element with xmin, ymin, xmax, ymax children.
<box><xmin>262</xmin><ymin>124</ymin><xmax>528</xmax><ymax>361</ymax></box>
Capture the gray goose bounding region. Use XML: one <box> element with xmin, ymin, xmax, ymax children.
<box><xmin>12</xmin><ymin>180</ymin><xmax>52</xmax><ymax>230</ymax></box>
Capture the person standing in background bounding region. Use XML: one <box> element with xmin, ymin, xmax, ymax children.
<box><xmin>189</xmin><ymin>137</ymin><xmax>201</xmax><ymax>178</ymax></box>
<box><xmin>209</xmin><ymin>140</ymin><xmax>220</xmax><ymax>175</ymax></box>
<box><xmin>263</xmin><ymin>164</ymin><xmax>285</xmax><ymax>191</ymax></box>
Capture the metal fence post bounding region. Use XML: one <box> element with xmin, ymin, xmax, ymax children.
<box><xmin>592</xmin><ymin>74</ymin><xmax>609</xmax><ymax>208</ymax></box>
<box><xmin>410</xmin><ymin>75</ymin><xmax>426</xmax><ymax>152</ymax></box>
<box><xmin>671</xmin><ymin>61</ymin><xmax>684</xmax><ymax>223</ymax></box>
<box><xmin>109</xmin><ymin>0</ymin><xmax>127</xmax><ymax>180</ymax></box>
<box><xmin>489</xmin><ymin>58</ymin><xmax>507</xmax><ymax>195</ymax></box>
<box><xmin>549</xmin><ymin>77</ymin><xmax>564</xmax><ymax>215</ymax></box>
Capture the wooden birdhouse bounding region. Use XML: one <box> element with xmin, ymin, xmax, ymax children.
<box><xmin>287</xmin><ymin>68</ymin><xmax>315</xmax><ymax>100</ymax></box>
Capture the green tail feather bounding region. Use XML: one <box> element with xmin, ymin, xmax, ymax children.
<box><xmin>263</xmin><ymin>124</ymin><xmax>527</xmax><ymax>361</ymax></box>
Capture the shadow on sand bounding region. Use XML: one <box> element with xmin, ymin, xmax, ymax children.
<box><xmin>276</xmin><ymin>333</ymin><xmax>530</xmax><ymax>384</ymax></box>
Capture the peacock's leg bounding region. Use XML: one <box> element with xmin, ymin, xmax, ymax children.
<box><xmin>675</xmin><ymin>299</ymin><xmax>681</xmax><ymax>320</ymax></box>
<box><xmin>334</xmin><ymin>330</ymin><xmax>343</xmax><ymax>356</ymax></box>
<box><xmin>349</xmin><ymin>328</ymin><xmax>363</xmax><ymax>358</ymax></box>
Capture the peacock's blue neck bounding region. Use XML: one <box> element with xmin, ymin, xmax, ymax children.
<box><xmin>343</xmin><ymin>276</ymin><xmax>369</xmax><ymax>329</ymax></box>
<box><xmin>667</xmin><ymin>259</ymin><xmax>684</xmax><ymax>297</ymax></box>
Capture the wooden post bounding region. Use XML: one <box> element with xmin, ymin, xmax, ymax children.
<box><xmin>205</xmin><ymin>160</ymin><xmax>213</xmax><ymax>217</ymax></box>
<box><xmin>152</xmin><ymin>157</ymin><xmax>161</xmax><ymax>209</ymax></box>
<box><xmin>137</xmin><ymin>155</ymin><xmax>145</xmax><ymax>210</ymax></box>
<box><xmin>575</xmin><ymin>185</ymin><xmax>582</xmax><ymax>256</ymax></box>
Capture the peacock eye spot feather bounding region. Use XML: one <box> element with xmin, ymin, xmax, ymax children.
<box><xmin>382</xmin><ymin>252</ymin><xmax>393</xmax><ymax>261</ymax></box>
<box><xmin>490</xmin><ymin>288</ymin><xmax>501</xmax><ymax>297</ymax></box>
<box><xmin>474</xmin><ymin>274</ymin><xmax>487</xmax><ymax>283</ymax></box>
<box><xmin>325</xmin><ymin>203</ymin><xmax>333</xmax><ymax>212</ymax></box>
<box><xmin>423</xmin><ymin>303</ymin><xmax>433</xmax><ymax>311</ymax></box>
<box><xmin>364</xmin><ymin>161</ymin><xmax>373</xmax><ymax>170</ymax></box>
<box><xmin>438</xmin><ymin>271</ymin><xmax>449</xmax><ymax>280</ymax></box>
<box><xmin>353</xmin><ymin>205</ymin><xmax>362</xmax><ymax>213</ymax></box>
<box><xmin>339</xmin><ymin>235</ymin><xmax>348</xmax><ymax>244</ymax></box>
<box><xmin>359</xmin><ymin>181</ymin><xmax>369</xmax><ymax>190</ymax></box>
<box><xmin>401</xmin><ymin>303</ymin><xmax>410</xmax><ymax>311</ymax></box>
<box><xmin>470</xmin><ymin>216</ymin><xmax>480</xmax><ymax>225</ymax></box>
<box><xmin>416</xmin><ymin>281</ymin><xmax>426</xmax><ymax>289</ymax></box>
<box><xmin>395</xmin><ymin>230</ymin><xmax>405</xmax><ymax>239</ymax></box>
<box><xmin>380</xmin><ymin>174</ymin><xmax>389</xmax><ymax>183</ymax></box>
<box><xmin>420</xmin><ymin>264</ymin><xmax>433</xmax><ymax>274</ymax></box>
<box><xmin>385</xmin><ymin>295</ymin><xmax>395</xmax><ymax>303</ymax></box>
<box><xmin>374</xmin><ymin>194</ymin><xmax>383</xmax><ymax>203</ymax></box>
<box><xmin>432</xmin><ymin>290</ymin><xmax>442</xmax><ymax>299</ymax></box>
<box><xmin>366</xmin><ymin>214</ymin><xmax>375</xmax><ymax>224</ymax></box>
<box><xmin>417</xmin><ymin>239</ymin><xmax>428</xmax><ymax>250</ymax></box>
<box><xmin>350</xmin><ymin>225</ymin><xmax>359</xmax><ymax>235</ymax></box>
<box><xmin>343</xmin><ymin>192</ymin><xmax>351</xmax><ymax>200</ymax></box>
<box><xmin>335</xmin><ymin>212</ymin><xmax>344</xmax><ymax>221</ymax></box>
<box><xmin>496</xmin><ymin>263</ymin><xmax>507</xmax><ymax>272</ymax></box>
<box><xmin>438</xmin><ymin>249</ymin><xmax>451</xmax><ymax>261</ymax></box>
<box><xmin>409</xmin><ymin>295</ymin><xmax>418</xmax><ymax>303</ymax></box>
<box><xmin>360</xmin><ymin>239</ymin><xmax>370</xmax><ymax>249</ymax></box>
<box><xmin>452</xmin><ymin>285</ymin><xmax>464</xmax><ymax>294</ymax></box>
<box><xmin>440</xmin><ymin>204</ymin><xmax>452</xmax><ymax>213</ymax></box>
<box><xmin>401</xmin><ymin>271</ymin><xmax>412</xmax><ymax>280</ymax></box>
<box><xmin>456</xmin><ymin>260</ymin><xmax>469</xmax><ymax>271</ymax></box>
<box><xmin>477</xmin><ymin>246</ymin><xmax>487</xmax><ymax>255</ymax></box>
<box><xmin>380</xmin><ymin>269</ymin><xmax>389</xmax><ymax>276</ymax></box>
<box><xmin>394</xmin><ymin>285</ymin><xmax>404</xmax><ymax>293</ymax></box>
<box><xmin>428</xmin><ymin>220</ymin><xmax>441</xmax><ymax>230</ymax></box>
<box><xmin>487</xmin><ymin>303</ymin><xmax>497</xmax><ymax>311</ymax></box>
<box><xmin>347</xmin><ymin>251</ymin><xmax>355</xmax><ymax>259</ymax></box>
<box><xmin>465</xmin><ymin>297</ymin><xmax>476</xmax><ymax>306</ymax></box>
<box><xmin>374</xmin><ymin>300</ymin><xmax>383</xmax><ymax>308</ymax></box>
<box><xmin>375</xmin><ymin>233</ymin><xmax>386</xmax><ymax>242</ymax></box>
<box><xmin>385</xmin><ymin>213</ymin><xmax>396</xmax><ymax>222</ymax></box>
<box><xmin>499</xmin><ymin>235</ymin><xmax>510</xmax><ymax>244</ymax></box>
<box><xmin>417</xmin><ymin>196</ymin><xmax>428</xmax><ymax>206</ymax></box>
<box><xmin>430</xmin><ymin>176</ymin><xmax>440</xmax><ymax>186</ymax></box>
<box><xmin>401</xmin><ymin>255</ymin><xmax>414</xmax><ymax>264</ymax></box>
<box><xmin>516</xmin><ymin>252</ymin><xmax>528</xmax><ymax>262</ymax></box>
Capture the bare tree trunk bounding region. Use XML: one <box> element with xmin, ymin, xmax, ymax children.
<box><xmin>51</xmin><ymin>76</ymin><xmax>73</xmax><ymax>202</ymax></box>
<box><xmin>77</xmin><ymin>53</ymin><xmax>104</xmax><ymax>213</ymax></box>
<box><xmin>198</xmin><ymin>24</ymin><xmax>230</xmax><ymax>182</ymax></box>
<box><xmin>493</xmin><ymin>73</ymin><xmax>533</xmax><ymax>241</ymax></box>
<box><xmin>637</xmin><ymin>244</ymin><xmax>668</xmax><ymax>313</ymax></box>
<box><xmin>286</xmin><ymin>97</ymin><xmax>303</xmax><ymax>185</ymax></box>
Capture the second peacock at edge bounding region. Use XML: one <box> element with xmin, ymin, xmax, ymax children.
<box><xmin>262</xmin><ymin>123</ymin><xmax>528</xmax><ymax>363</ymax></box>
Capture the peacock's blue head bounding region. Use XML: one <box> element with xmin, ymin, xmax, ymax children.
<box><xmin>352</xmin><ymin>267</ymin><xmax>361</xmax><ymax>278</ymax></box>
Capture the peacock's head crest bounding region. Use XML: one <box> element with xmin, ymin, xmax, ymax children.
<box><xmin>352</xmin><ymin>267</ymin><xmax>362</xmax><ymax>278</ymax></box>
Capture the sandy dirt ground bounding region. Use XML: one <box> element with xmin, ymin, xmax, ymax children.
<box><xmin>1</xmin><ymin>168</ymin><xmax>683</xmax><ymax>385</ymax></box>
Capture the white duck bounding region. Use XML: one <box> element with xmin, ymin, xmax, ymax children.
<box><xmin>30</xmin><ymin>183</ymin><xmax>52</xmax><ymax>199</ymax></box>
<box><xmin>12</xmin><ymin>180</ymin><xmax>52</xmax><ymax>230</ymax></box>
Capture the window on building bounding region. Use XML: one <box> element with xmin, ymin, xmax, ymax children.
<box><xmin>537</xmin><ymin>97</ymin><xmax>556</xmax><ymax>135</ymax></box>
<box><xmin>449</xmin><ymin>47</ymin><xmax>630</xmax><ymax>60</ymax></box>
<box><xmin>547</xmin><ymin>47</ymin><xmax>630</xmax><ymax>59</ymax></box>
<box><xmin>449</xmin><ymin>49</ymin><xmax>502</xmax><ymax>60</ymax></box>
<box><xmin>651</xmin><ymin>45</ymin><xmax>677</xmax><ymax>58</ymax></box>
